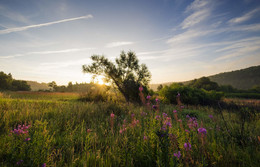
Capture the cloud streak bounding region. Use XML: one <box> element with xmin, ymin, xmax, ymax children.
<box><xmin>229</xmin><ymin>7</ymin><xmax>260</xmax><ymax>24</ymax></box>
<box><xmin>105</xmin><ymin>41</ymin><xmax>133</xmax><ymax>48</ymax></box>
<box><xmin>0</xmin><ymin>15</ymin><xmax>93</xmax><ymax>35</ymax></box>
<box><xmin>0</xmin><ymin>47</ymin><xmax>96</xmax><ymax>59</ymax></box>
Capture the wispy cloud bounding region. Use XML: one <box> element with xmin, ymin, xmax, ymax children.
<box><xmin>181</xmin><ymin>0</ymin><xmax>211</xmax><ymax>29</ymax></box>
<box><xmin>105</xmin><ymin>41</ymin><xmax>133</xmax><ymax>48</ymax></box>
<box><xmin>228</xmin><ymin>7</ymin><xmax>260</xmax><ymax>24</ymax></box>
<box><xmin>0</xmin><ymin>15</ymin><xmax>93</xmax><ymax>35</ymax></box>
<box><xmin>0</xmin><ymin>5</ymin><xmax>31</xmax><ymax>24</ymax></box>
<box><xmin>0</xmin><ymin>47</ymin><xmax>96</xmax><ymax>59</ymax></box>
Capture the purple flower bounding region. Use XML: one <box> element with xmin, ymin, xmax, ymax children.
<box><xmin>131</xmin><ymin>113</ymin><xmax>135</xmax><ymax>118</ymax></box>
<box><xmin>25</xmin><ymin>138</ymin><xmax>31</xmax><ymax>142</ymax></box>
<box><xmin>139</xmin><ymin>86</ymin><xmax>143</xmax><ymax>92</ymax></box>
<box><xmin>209</xmin><ymin>115</ymin><xmax>213</xmax><ymax>119</ymax></box>
<box><xmin>166</xmin><ymin>122</ymin><xmax>172</xmax><ymax>127</ymax></box>
<box><xmin>143</xmin><ymin>135</ymin><xmax>148</xmax><ymax>140</ymax></box>
<box><xmin>42</xmin><ymin>163</ymin><xmax>46</xmax><ymax>167</ymax></box>
<box><xmin>146</xmin><ymin>95</ymin><xmax>151</xmax><ymax>100</ymax></box>
<box><xmin>155</xmin><ymin>98</ymin><xmax>159</xmax><ymax>102</ymax></box>
<box><xmin>198</xmin><ymin>128</ymin><xmax>207</xmax><ymax>135</ymax></box>
<box><xmin>110</xmin><ymin>113</ymin><xmax>115</xmax><ymax>118</ymax></box>
<box><xmin>173</xmin><ymin>110</ymin><xmax>177</xmax><ymax>113</ymax></box>
<box><xmin>16</xmin><ymin>160</ymin><xmax>23</xmax><ymax>165</ymax></box>
<box><xmin>186</xmin><ymin>115</ymin><xmax>190</xmax><ymax>118</ymax></box>
<box><xmin>152</xmin><ymin>105</ymin><xmax>157</xmax><ymax>109</ymax></box>
<box><xmin>177</xmin><ymin>93</ymin><xmax>180</xmax><ymax>97</ymax></box>
<box><xmin>185</xmin><ymin>129</ymin><xmax>190</xmax><ymax>133</ymax></box>
<box><xmin>174</xmin><ymin>151</ymin><xmax>181</xmax><ymax>159</ymax></box>
<box><xmin>163</xmin><ymin>113</ymin><xmax>167</xmax><ymax>118</ymax></box>
<box><xmin>184</xmin><ymin>142</ymin><xmax>191</xmax><ymax>150</ymax></box>
<box><xmin>155</xmin><ymin>115</ymin><xmax>161</xmax><ymax>120</ymax></box>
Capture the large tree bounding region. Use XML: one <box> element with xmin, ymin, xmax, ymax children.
<box><xmin>82</xmin><ymin>51</ymin><xmax>151</xmax><ymax>102</ymax></box>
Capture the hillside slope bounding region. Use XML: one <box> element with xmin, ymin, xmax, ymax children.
<box><xmin>26</xmin><ymin>81</ymin><xmax>49</xmax><ymax>91</ymax></box>
<box><xmin>209</xmin><ymin>65</ymin><xmax>260</xmax><ymax>90</ymax></box>
<box><xmin>150</xmin><ymin>65</ymin><xmax>260</xmax><ymax>90</ymax></box>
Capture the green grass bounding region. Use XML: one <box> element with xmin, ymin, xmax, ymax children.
<box><xmin>0</xmin><ymin>92</ymin><xmax>259</xmax><ymax>166</ymax></box>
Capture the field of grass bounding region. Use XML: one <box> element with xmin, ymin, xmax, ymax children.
<box><xmin>0</xmin><ymin>92</ymin><xmax>259</xmax><ymax>166</ymax></box>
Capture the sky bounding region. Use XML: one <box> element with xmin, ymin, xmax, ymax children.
<box><xmin>0</xmin><ymin>0</ymin><xmax>260</xmax><ymax>85</ymax></box>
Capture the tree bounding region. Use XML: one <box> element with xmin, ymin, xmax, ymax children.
<box><xmin>48</xmin><ymin>81</ymin><xmax>57</xmax><ymax>91</ymax></box>
<box><xmin>157</xmin><ymin>84</ymin><xmax>163</xmax><ymax>91</ymax></box>
<box><xmin>188</xmin><ymin>77</ymin><xmax>219</xmax><ymax>91</ymax></box>
<box><xmin>82</xmin><ymin>51</ymin><xmax>151</xmax><ymax>102</ymax></box>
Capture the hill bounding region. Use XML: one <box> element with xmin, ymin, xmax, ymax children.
<box><xmin>150</xmin><ymin>65</ymin><xmax>260</xmax><ymax>90</ymax></box>
<box><xmin>26</xmin><ymin>81</ymin><xmax>49</xmax><ymax>91</ymax></box>
<box><xmin>208</xmin><ymin>65</ymin><xmax>260</xmax><ymax>90</ymax></box>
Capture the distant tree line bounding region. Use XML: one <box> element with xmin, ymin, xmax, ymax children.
<box><xmin>0</xmin><ymin>71</ymin><xmax>31</xmax><ymax>91</ymax></box>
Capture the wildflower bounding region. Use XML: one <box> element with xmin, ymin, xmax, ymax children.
<box><xmin>166</xmin><ymin>122</ymin><xmax>172</xmax><ymax>127</ymax></box>
<box><xmin>198</xmin><ymin>128</ymin><xmax>207</xmax><ymax>135</ymax></box>
<box><xmin>141</xmin><ymin>111</ymin><xmax>147</xmax><ymax>116</ymax></box>
<box><xmin>209</xmin><ymin>115</ymin><xmax>213</xmax><ymax>119</ymax></box>
<box><xmin>184</xmin><ymin>142</ymin><xmax>191</xmax><ymax>150</ymax></box>
<box><xmin>131</xmin><ymin>113</ymin><xmax>135</xmax><ymax>118</ymax></box>
<box><xmin>173</xmin><ymin>110</ymin><xmax>177</xmax><ymax>113</ymax></box>
<box><xmin>177</xmin><ymin>93</ymin><xmax>180</xmax><ymax>97</ymax></box>
<box><xmin>155</xmin><ymin>115</ymin><xmax>161</xmax><ymax>120</ymax></box>
<box><xmin>139</xmin><ymin>86</ymin><xmax>143</xmax><ymax>92</ymax></box>
<box><xmin>42</xmin><ymin>163</ymin><xmax>46</xmax><ymax>167</ymax></box>
<box><xmin>174</xmin><ymin>151</ymin><xmax>181</xmax><ymax>159</ymax></box>
<box><xmin>180</xmin><ymin>105</ymin><xmax>184</xmax><ymax>109</ymax></box>
<box><xmin>143</xmin><ymin>135</ymin><xmax>148</xmax><ymax>140</ymax></box>
<box><xmin>25</xmin><ymin>138</ymin><xmax>31</xmax><ymax>142</ymax></box>
<box><xmin>11</xmin><ymin>124</ymin><xmax>31</xmax><ymax>136</ymax></box>
<box><xmin>16</xmin><ymin>160</ymin><xmax>23</xmax><ymax>165</ymax></box>
<box><xmin>152</xmin><ymin>105</ymin><xmax>157</xmax><ymax>109</ymax></box>
<box><xmin>87</xmin><ymin>129</ymin><xmax>92</xmax><ymax>133</ymax></box>
<box><xmin>178</xmin><ymin>119</ymin><xmax>182</xmax><ymax>122</ymax></box>
<box><xmin>185</xmin><ymin>129</ymin><xmax>190</xmax><ymax>133</ymax></box>
<box><xmin>163</xmin><ymin>113</ymin><xmax>167</xmax><ymax>118</ymax></box>
<box><xmin>155</xmin><ymin>98</ymin><xmax>159</xmax><ymax>102</ymax></box>
<box><xmin>110</xmin><ymin>113</ymin><xmax>115</xmax><ymax>118</ymax></box>
<box><xmin>146</xmin><ymin>95</ymin><xmax>151</xmax><ymax>100</ymax></box>
<box><xmin>119</xmin><ymin>129</ymin><xmax>123</xmax><ymax>134</ymax></box>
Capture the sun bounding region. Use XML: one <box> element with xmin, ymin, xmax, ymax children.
<box><xmin>95</xmin><ymin>75</ymin><xmax>109</xmax><ymax>85</ymax></box>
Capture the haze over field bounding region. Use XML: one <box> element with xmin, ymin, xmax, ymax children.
<box><xmin>0</xmin><ymin>0</ymin><xmax>260</xmax><ymax>85</ymax></box>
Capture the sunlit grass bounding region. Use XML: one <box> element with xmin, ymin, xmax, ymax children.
<box><xmin>0</xmin><ymin>92</ymin><xmax>259</xmax><ymax>166</ymax></box>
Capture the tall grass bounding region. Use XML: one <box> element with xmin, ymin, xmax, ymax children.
<box><xmin>0</xmin><ymin>92</ymin><xmax>259</xmax><ymax>166</ymax></box>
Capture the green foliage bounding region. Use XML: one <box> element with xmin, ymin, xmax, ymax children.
<box><xmin>225</xmin><ymin>92</ymin><xmax>260</xmax><ymax>99</ymax></box>
<box><xmin>82</xmin><ymin>51</ymin><xmax>151</xmax><ymax>102</ymax></box>
<box><xmin>0</xmin><ymin>71</ymin><xmax>31</xmax><ymax>91</ymax></box>
<box><xmin>188</xmin><ymin>77</ymin><xmax>219</xmax><ymax>91</ymax></box>
<box><xmin>159</xmin><ymin>83</ymin><xmax>223</xmax><ymax>105</ymax></box>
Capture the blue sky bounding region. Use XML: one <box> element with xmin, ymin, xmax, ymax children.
<box><xmin>0</xmin><ymin>0</ymin><xmax>260</xmax><ymax>85</ymax></box>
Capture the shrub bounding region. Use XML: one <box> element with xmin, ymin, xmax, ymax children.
<box><xmin>159</xmin><ymin>83</ymin><xmax>223</xmax><ymax>105</ymax></box>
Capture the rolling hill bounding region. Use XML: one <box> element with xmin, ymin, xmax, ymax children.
<box><xmin>150</xmin><ymin>65</ymin><xmax>260</xmax><ymax>90</ymax></box>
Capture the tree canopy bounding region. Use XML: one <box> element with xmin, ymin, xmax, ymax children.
<box><xmin>0</xmin><ymin>71</ymin><xmax>31</xmax><ymax>91</ymax></box>
<box><xmin>82</xmin><ymin>51</ymin><xmax>151</xmax><ymax>102</ymax></box>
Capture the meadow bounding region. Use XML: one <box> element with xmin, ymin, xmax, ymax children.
<box><xmin>0</xmin><ymin>91</ymin><xmax>259</xmax><ymax>167</ymax></box>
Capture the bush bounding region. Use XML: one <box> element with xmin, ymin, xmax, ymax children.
<box><xmin>159</xmin><ymin>83</ymin><xmax>223</xmax><ymax>105</ymax></box>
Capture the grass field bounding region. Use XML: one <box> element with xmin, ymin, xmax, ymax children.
<box><xmin>0</xmin><ymin>91</ymin><xmax>259</xmax><ymax>166</ymax></box>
